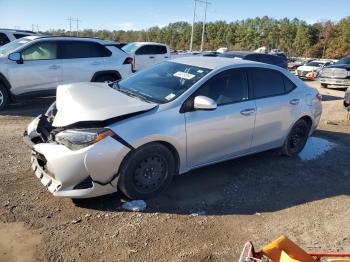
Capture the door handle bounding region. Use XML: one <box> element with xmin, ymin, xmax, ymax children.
<box><xmin>240</xmin><ymin>108</ymin><xmax>256</xmax><ymax>116</ymax></box>
<box><xmin>48</xmin><ymin>65</ymin><xmax>59</xmax><ymax>70</ymax></box>
<box><xmin>149</xmin><ymin>56</ymin><xmax>155</xmax><ymax>59</ymax></box>
<box><xmin>289</xmin><ymin>99</ymin><xmax>300</xmax><ymax>105</ymax></box>
<box><xmin>164</xmin><ymin>56</ymin><xmax>169</xmax><ymax>58</ymax></box>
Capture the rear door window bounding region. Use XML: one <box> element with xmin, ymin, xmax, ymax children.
<box><xmin>135</xmin><ymin>45</ymin><xmax>155</xmax><ymax>55</ymax></box>
<box><xmin>0</xmin><ymin>33</ymin><xmax>10</xmax><ymax>46</ymax></box>
<box><xmin>154</xmin><ymin>45</ymin><xmax>167</xmax><ymax>54</ymax></box>
<box><xmin>248</xmin><ymin>68</ymin><xmax>285</xmax><ymax>98</ymax></box>
<box><xmin>58</xmin><ymin>41</ymin><xmax>111</xmax><ymax>59</ymax></box>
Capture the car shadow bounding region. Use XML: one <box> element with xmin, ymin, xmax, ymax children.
<box><xmin>0</xmin><ymin>97</ymin><xmax>54</xmax><ymax>117</ymax></box>
<box><xmin>73</xmin><ymin>129</ymin><xmax>350</xmax><ymax>216</ymax></box>
<box><xmin>321</xmin><ymin>94</ymin><xmax>343</xmax><ymax>101</ymax></box>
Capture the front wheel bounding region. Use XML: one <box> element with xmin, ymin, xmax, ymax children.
<box><xmin>94</xmin><ymin>74</ymin><xmax>119</xmax><ymax>83</ymax></box>
<box><xmin>320</xmin><ymin>83</ymin><xmax>328</xmax><ymax>89</ymax></box>
<box><xmin>0</xmin><ymin>84</ymin><xmax>10</xmax><ymax>111</ymax></box>
<box><xmin>281</xmin><ymin>119</ymin><xmax>310</xmax><ymax>157</ymax></box>
<box><xmin>118</xmin><ymin>143</ymin><xmax>176</xmax><ymax>200</ymax></box>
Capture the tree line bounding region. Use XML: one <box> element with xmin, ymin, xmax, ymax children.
<box><xmin>43</xmin><ymin>16</ymin><xmax>350</xmax><ymax>59</ymax></box>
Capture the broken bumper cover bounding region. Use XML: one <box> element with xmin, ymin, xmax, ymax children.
<box><xmin>24</xmin><ymin>126</ymin><xmax>131</xmax><ymax>199</ymax></box>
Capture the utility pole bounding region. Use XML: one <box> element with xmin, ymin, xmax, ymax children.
<box><xmin>66</xmin><ymin>17</ymin><xmax>80</xmax><ymax>36</ymax></box>
<box><xmin>31</xmin><ymin>24</ymin><xmax>39</xmax><ymax>32</ymax></box>
<box><xmin>76</xmin><ymin>17</ymin><xmax>81</xmax><ymax>36</ymax></box>
<box><xmin>189</xmin><ymin>0</ymin><xmax>197</xmax><ymax>52</ymax></box>
<box><xmin>67</xmin><ymin>17</ymin><xmax>73</xmax><ymax>36</ymax></box>
<box><xmin>200</xmin><ymin>0</ymin><xmax>208</xmax><ymax>52</ymax></box>
<box><xmin>189</xmin><ymin>0</ymin><xmax>211</xmax><ymax>52</ymax></box>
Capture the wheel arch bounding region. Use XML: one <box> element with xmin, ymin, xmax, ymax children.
<box><xmin>120</xmin><ymin>140</ymin><xmax>181</xmax><ymax>176</ymax></box>
<box><xmin>91</xmin><ymin>70</ymin><xmax>122</xmax><ymax>82</ymax></box>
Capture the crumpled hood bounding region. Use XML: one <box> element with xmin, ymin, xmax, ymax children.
<box><xmin>53</xmin><ymin>82</ymin><xmax>157</xmax><ymax>127</ymax></box>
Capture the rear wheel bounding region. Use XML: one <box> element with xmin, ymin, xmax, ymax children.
<box><xmin>0</xmin><ymin>84</ymin><xmax>10</xmax><ymax>111</ymax></box>
<box><xmin>118</xmin><ymin>143</ymin><xmax>176</xmax><ymax>200</ymax></box>
<box><xmin>281</xmin><ymin>119</ymin><xmax>310</xmax><ymax>157</ymax></box>
<box><xmin>320</xmin><ymin>83</ymin><xmax>328</xmax><ymax>89</ymax></box>
<box><xmin>94</xmin><ymin>74</ymin><xmax>119</xmax><ymax>83</ymax></box>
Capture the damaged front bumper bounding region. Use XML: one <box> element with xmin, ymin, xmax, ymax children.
<box><xmin>24</xmin><ymin>116</ymin><xmax>131</xmax><ymax>198</ymax></box>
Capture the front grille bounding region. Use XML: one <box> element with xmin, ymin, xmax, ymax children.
<box><xmin>321</xmin><ymin>68</ymin><xmax>347</xmax><ymax>78</ymax></box>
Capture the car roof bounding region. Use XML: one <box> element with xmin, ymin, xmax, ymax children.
<box><xmin>130</xmin><ymin>42</ymin><xmax>167</xmax><ymax>46</ymax></box>
<box><xmin>0</xmin><ymin>28</ymin><xmax>37</xmax><ymax>34</ymax></box>
<box><xmin>171</xmin><ymin>56</ymin><xmax>263</xmax><ymax>70</ymax></box>
<box><xmin>27</xmin><ymin>35</ymin><xmax>119</xmax><ymax>45</ymax></box>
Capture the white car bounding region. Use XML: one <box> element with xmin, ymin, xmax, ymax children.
<box><xmin>0</xmin><ymin>29</ymin><xmax>39</xmax><ymax>46</ymax></box>
<box><xmin>296</xmin><ymin>60</ymin><xmax>331</xmax><ymax>79</ymax></box>
<box><xmin>0</xmin><ymin>36</ymin><xmax>133</xmax><ymax>110</ymax></box>
<box><xmin>24</xmin><ymin>57</ymin><xmax>322</xmax><ymax>199</ymax></box>
<box><xmin>122</xmin><ymin>42</ymin><xmax>171</xmax><ymax>71</ymax></box>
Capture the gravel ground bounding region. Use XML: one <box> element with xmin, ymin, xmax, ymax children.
<box><xmin>0</xmin><ymin>81</ymin><xmax>349</xmax><ymax>262</ymax></box>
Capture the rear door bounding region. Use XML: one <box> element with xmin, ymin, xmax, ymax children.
<box><xmin>134</xmin><ymin>45</ymin><xmax>169</xmax><ymax>71</ymax></box>
<box><xmin>58</xmin><ymin>41</ymin><xmax>112</xmax><ymax>84</ymax></box>
<box><xmin>185</xmin><ymin>69</ymin><xmax>256</xmax><ymax>168</ymax></box>
<box><xmin>248</xmin><ymin>68</ymin><xmax>301</xmax><ymax>151</ymax></box>
<box><xmin>7</xmin><ymin>40</ymin><xmax>62</xmax><ymax>95</ymax></box>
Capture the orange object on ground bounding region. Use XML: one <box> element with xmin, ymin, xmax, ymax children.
<box><xmin>262</xmin><ymin>235</ymin><xmax>316</xmax><ymax>262</ymax></box>
<box><xmin>309</xmin><ymin>69</ymin><xmax>315</xmax><ymax>80</ymax></box>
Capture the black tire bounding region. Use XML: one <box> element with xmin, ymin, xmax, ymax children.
<box><xmin>118</xmin><ymin>143</ymin><xmax>176</xmax><ymax>200</ymax></box>
<box><xmin>321</xmin><ymin>83</ymin><xmax>328</xmax><ymax>89</ymax></box>
<box><xmin>281</xmin><ymin>119</ymin><xmax>310</xmax><ymax>157</ymax></box>
<box><xmin>0</xmin><ymin>84</ymin><xmax>10</xmax><ymax>111</ymax></box>
<box><xmin>93</xmin><ymin>74</ymin><xmax>119</xmax><ymax>83</ymax></box>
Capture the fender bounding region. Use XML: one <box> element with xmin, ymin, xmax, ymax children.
<box><xmin>0</xmin><ymin>72</ymin><xmax>12</xmax><ymax>91</ymax></box>
<box><xmin>91</xmin><ymin>70</ymin><xmax>121</xmax><ymax>82</ymax></box>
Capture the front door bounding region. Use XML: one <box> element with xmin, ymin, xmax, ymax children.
<box><xmin>185</xmin><ymin>69</ymin><xmax>256</xmax><ymax>168</ymax></box>
<box><xmin>8</xmin><ymin>40</ymin><xmax>62</xmax><ymax>95</ymax></box>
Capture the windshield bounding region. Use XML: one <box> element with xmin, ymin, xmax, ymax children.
<box><xmin>122</xmin><ymin>42</ymin><xmax>139</xmax><ymax>53</ymax></box>
<box><xmin>306</xmin><ymin>61</ymin><xmax>324</xmax><ymax>67</ymax></box>
<box><xmin>118</xmin><ymin>61</ymin><xmax>212</xmax><ymax>104</ymax></box>
<box><xmin>0</xmin><ymin>38</ymin><xmax>32</xmax><ymax>56</ymax></box>
<box><xmin>336</xmin><ymin>56</ymin><xmax>350</xmax><ymax>65</ymax></box>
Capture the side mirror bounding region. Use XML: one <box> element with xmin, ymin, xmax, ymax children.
<box><xmin>193</xmin><ymin>96</ymin><xmax>217</xmax><ymax>110</ymax></box>
<box><xmin>8</xmin><ymin>52</ymin><xmax>23</xmax><ymax>64</ymax></box>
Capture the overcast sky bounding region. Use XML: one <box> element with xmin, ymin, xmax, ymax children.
<box><xmin>1</xmin><ymin>0</ymin><xmax>349</xmax><ymax>31</ymax></box>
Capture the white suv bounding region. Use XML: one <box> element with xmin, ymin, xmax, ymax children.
<box><xmin>0</xmin><ymin>29</ymin><xmax>39</xmax><ymax>46</ymax></box>
<box><xmin>122</xmin><ymin>42</ymin><xmax>171</xmax><ymax>71</ymax></box>
<box><xmin>0</xmin><ymin>36</ymin><xmax>133</xmax><ymax>110</ymax></box>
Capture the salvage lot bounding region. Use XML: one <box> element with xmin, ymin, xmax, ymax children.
<box><xmin>0</xmin><ymin>81</ymin><xmax>349</xmax><ymax>261</ymax></box>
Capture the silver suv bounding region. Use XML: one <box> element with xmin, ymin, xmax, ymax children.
<box><xmin>0</xmin><ymin>36</ymin><xmax>133</xmax><ymax>110</ymax></box>
<box><xmin>24</xmin><ymin>57</ymin><xmax>322</xmax><ymax>200</ymax></box>
<box><xmin>0</xmin><ymin>29</ymin><xmax>39</xmax><ymax>46</ymax></box>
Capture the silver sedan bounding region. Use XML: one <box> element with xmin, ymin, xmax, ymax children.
<box><xmin>24</xmin><ymin>57</ymin><xmax>322</xmax><ymax>199</ymax></box>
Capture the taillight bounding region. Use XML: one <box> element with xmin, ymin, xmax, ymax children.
<box><xmin>316</xmin><ymin>93</ymin><xmax>322</xmax><ymax>101</ymax></box>
<box><xmin>123</xmin><ymin>57</ymin><xmax>133</xmax><ymax>64</ymax></box>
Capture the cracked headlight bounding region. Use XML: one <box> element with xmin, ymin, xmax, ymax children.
<box><xmin>55</xmin><ymin>128</ymin><xmax>114</xmax><ymax>150</ymax></box>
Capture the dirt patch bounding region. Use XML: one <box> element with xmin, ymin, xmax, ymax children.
<box><xmin>0</xmin><ymin>222</ymin><xmax>41</xmax><ymax>262</ymax></box>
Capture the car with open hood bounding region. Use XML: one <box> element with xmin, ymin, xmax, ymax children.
<box><xmin>24</xmin><ymin>57</ymin><xmax>322</xmax><ymax>200</ymax></box>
